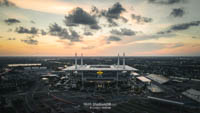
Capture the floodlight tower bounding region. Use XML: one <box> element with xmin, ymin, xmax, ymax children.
<box><xmin>80</xmin><ymin>53</ymin><xmax>84</xmax><ymax>89</ymax></box>
<box><xmin>117</xmin><ymin>53</ymin><xmax>120</xmax><ymax>67</ymax></box>
<box><xmin>75</xmin><ymin>53</ymin><xmax>77</xmax><ymax>70</ymax></box>
<box><xmin>81</xmin><ymin>53</ymin><xmax>83</xmax><ymax>66</ymax></box>
<box><xmin>123</xmin><ymin>52</ymin><xmax>125</xmax><ymax>69</ymax></box>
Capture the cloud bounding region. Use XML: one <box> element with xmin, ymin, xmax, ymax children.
<box><xmin>131</xmin><ymin>33</ymin><xmax>176</xmax><ymax>41</ymax></box>
<box><xmin>21</xmin><ymin>36</ymin><xmax>38</xmax><ymax>45</ymax></box>
<box><xmin>8</xmin><ymin>38</ymin><xmax>16</xmax><ymax>40</ymax></box>
<box><xmin>4</xmin><ymin>18</ymin><xmax>20</xmax><ymax>25</ymax></box>
<box><xmin>30</xmin><ymin>20</ymin><xmax>35</xmax><ymax>24</ymax></box>
<box><xmin>131</xmin><ymin>43</ymin><xmax>167</xmax><ymax>52</ymax></box>
<box><xmin>15</xmin><ymin>26</ymin><xmax>47</xmax><ymax>36</ymax></box>
<box><xmin>102</xmin><ymin>2</ymin><xmax>125</xmax><ymax>19</ymax></box>
<box><xmin>148</xmin><ymin>0</ymin><xmax>186</xmax><ymax>5</ymax></box>
<box><xmin>15</xmin><ymin>26</ymin><xmax>38</xmax><ymax>34</ymax></box>
<box><xmin>107</xmin><ymin>19</ymin><xmax>118</xmax><ymax>27</ymax></box>
<box><xmin>157</xmin><ymin>30</ymin><xmax>172</xmax><ymax>34</ymax></box>
<box><xmin>170</xmin><ymin>43</ymin><xmax>184</xmax><ymax>48</ymax></box>
<box><xmin>69</xmin><ymin>29</ymin><xmax>80</xmax><ymax>41</ymax></box>
<box><xmin>100</xmin><ymin>2</ymin><xmax>126</xmax><ymax>25</ymax></box>
<box><xmin>170</xmin><ymin>8</ymin><xmax>185</xmax><ymax>17</ymax></box>
<box><xmin>107</xmin><ymin>35</ymin><xmax>121</xmax><ymax>42</ymax></box>
<box><xmin>90</xmin><ymin>3</ymin><xmax>127</xmax><ymax>27</ymax></box>
<box><xmin>121</xmin><ymin>17</ymin><xmax>128</xmax><ymax>23</ymax></box>
<box><xmin>192</xmin><ymin>36</ymin><xmax>200</xmax><ymax>39</ymax></box>
<box><xmin>84</xmin><ymin>32</ymin><xmax>93</xmax><ymax>36</ymax></box>
<box><xmin>0</xmin><ymin>0</ymin><xmax>16</xmax><ymax>7</ymax></box>
<box><xmin>157</xmin><ymin>21</ymin><xmax>200</xmax><ymax>34</ymax></box>
<box><xmin>89</xmin><ymin>24</ymin><xmax>101</xmax><ymax>30</ymax></box>
<box><xmin>110</xmin><ymin>28</ymin><xmax>136</xmax><ymax>36</ymax></box>
<box><xmin>49</xmin><ymin>23</ymin><xmax>80</xmax><ymax>42</ymax></box>
<box><xmin>64</xmin><ymin>7</ymin><xmax>99</xmax><ymax>30</ymax></box>
<box><xmin>90</xmin><ymin>6</ymin><xmax>99</xmax><ymax>16</ymax></box>
<box><xmin>49</xmin><ymin>23</ymin><xmax>63</xmax><ymax>35</ymax></box>
<box><xmin>131</xmin><ymin>14</ymin><xmax>153</xmax><ymax>23</ymax></box>
<box><xmin>40</xmin><ymin>30</ymin><xmax>47</xmax><ymax>35</ymax></box>
<box><xmin>82</xmin><ymin>46</ymin><xmax>95</xmax><ymax>49</ymax></box>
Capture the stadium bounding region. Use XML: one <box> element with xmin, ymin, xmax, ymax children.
<box><xmin>63</xmin><ymin>53</ymin><xmax>138</xmax><ymax>91</ymax></box>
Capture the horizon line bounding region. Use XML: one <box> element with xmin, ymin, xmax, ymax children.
<box><xmin>0</xmin><ymin>55</ymin><xmax>200</xmax><ymax>57</ymax></box>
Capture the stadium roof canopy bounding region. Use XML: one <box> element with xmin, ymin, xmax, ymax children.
<box><xmin>63</xmin><ymin>65</ymin><xmax>138</xmax><ymax>71</ymax></box>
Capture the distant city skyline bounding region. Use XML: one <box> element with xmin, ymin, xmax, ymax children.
<box><xmin>0</xmin><ymin>0</ymin><xmax>200</xmax><ymax>56</ymax></box>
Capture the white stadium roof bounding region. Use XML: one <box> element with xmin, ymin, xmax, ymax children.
<box><xmin>63</xmin><ymin>65</ymin><xmax>138</xmax><ymax>71</ymax></box>
<box><xmin>131</xmin><ymin>72</ymin><xmax>140</xmax><ymax>76</ymax></box>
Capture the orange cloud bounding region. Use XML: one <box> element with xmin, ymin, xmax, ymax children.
<box><xmin>135</xmin><ymin>44</ymin><xmax>200</xmax><ymax>56</ymax></box>
<box><xmin>9</xmin><ymin>0</ymin><xmax>89</xmax><ymax>14</ymax></box>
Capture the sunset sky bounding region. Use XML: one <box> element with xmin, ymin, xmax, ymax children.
<box><xmin>0</xmin><ymin>0</ymin><xmax>200</xmax><ymax>56</ymax></box>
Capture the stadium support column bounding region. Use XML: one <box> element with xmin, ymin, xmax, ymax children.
<box><xmin>117</xmin><ymin>53</ymin><xmax>120</xmax><ymax>94</ymax></box>
<box><xmin>123</xmin><ymin>52</ymin><xmax>125</xmax><ymax>69</ymax></box>
<box><xmin>75</xmin><ymin>53</ymin><xmax>77</xmax><ymax>70</ymax></box>
<box><xmin>117</xmin><ymin>53</ymin><xmax>120</xmax><ymax>67</ymax></box>
<box><xmin>81</xmin><ymin>53</ymin><xmax>84</xmax><ymax>89</ymax></box>
<box><xmin>80</xmin><ymin>53</ymin><xmax>84</xmax><ymax>89</ymax></box>
<box><xmin>81</xmin><ymin>53</ymin><xmax>83</xmax><ymax>66</ymax></box>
